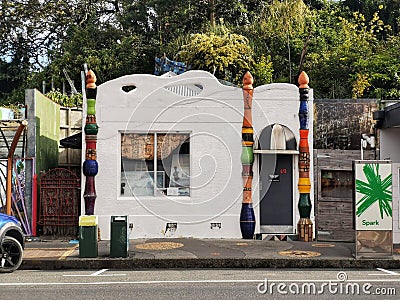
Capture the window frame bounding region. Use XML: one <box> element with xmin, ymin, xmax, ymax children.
<box><xmin>119</xmin><ymin>131</ymin><xmax>191</xmax><ymax>199</ymax></box>
<box><xmin>319</xmin><ymin>169</ymin><xmax>353</xmax><ymax>200</ymax></box>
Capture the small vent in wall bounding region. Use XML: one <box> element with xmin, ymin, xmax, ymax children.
<box><xmin>164</xmin><ymin>84</ymin><xmax>203</xmax><ymax>97</ymax></box>
<box><xmin>122</xmin><ymin>85</ymin><xmax>137</xmax><ymax>93</ymax></box>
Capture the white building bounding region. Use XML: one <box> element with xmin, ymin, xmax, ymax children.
<box><xmin>374</xmin><ymin>103</ymin><xmax>400</xmax><ymax>243</ymax></box>
<box><xmin>86</xmin><ymin>70</ymin><xmax>314</xmax><ymax>239</ymax></box>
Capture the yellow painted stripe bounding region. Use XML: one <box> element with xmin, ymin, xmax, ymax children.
<box><xmin>59</xmin><ymin>245</ymin><xmax>78</xmax><ymax>260</ymax></box>
<box><xmin>242</xmin><ymin>128</ymin><xmax>254</xmax><ymax>133</ymax></box>
<box><xmin>242</xmin><ymin>141</ymin><xmax>254</xmax><ymax>146</ymax></box>
<box><xmin>298</xmin><ymin>177</ymin><xmax>311</xmax><ymax>193</ymax></box>
<box><xmin>298</xmin><ymin>185</ymin><xmax>311</xmax><ymax>193</ymax></box>
<box><xmin>298</xmin><ymin>178</ymin><xmax>311</xmax><ymax>185</ymax></box>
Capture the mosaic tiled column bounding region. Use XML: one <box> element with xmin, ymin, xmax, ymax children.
<box><xmin>297</xmin><ymin>71</ymin><xmax>313</xmax><ymax>241</ymax></box>
<box><xmin>240</xmin><ymin>71</ymin><xmax>256</xmax><ymax>239</ymax></box>
<box><xmin>83</xmin><ymin>70</ymin><xmax>99</xmax><ymax>215</ymax></box>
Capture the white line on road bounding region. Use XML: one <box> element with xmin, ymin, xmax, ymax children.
<box><xmin>62</xmin><ymin>269</ymin><xmax>126</xmax><ymax>277</ymax></box>
<box><xmin>0</xmin><ymin>280</ymin><xmax>261</xmax><ymax>286</ymax></box>
<box><xmin>2</xmin><ymin>278</ymin><xmax>400</xmax><ymax>286</ymax></box>
<box><xmin>91</xmin><ymin>269</ymin><xmax>109</xmax><ymax>276</ymax></box>
<box><xmin>377</xmin><ymin>268</ymin><xmax>400</xmax><ymax>275</ymax></box>
<box><xmin>369</xmin><ymin>268</ymin><xmax>400</xmax><ymax>276</ymax></box>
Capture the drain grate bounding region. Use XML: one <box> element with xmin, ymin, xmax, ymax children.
<box><xmin>135</xmin><ymin>242</ymin><xmax>184</xmax><ymax>250</ymax></box>
<box><xmin>278</xmin><ymin>250</ymin><xmax>321</xmax><ymax>258</ymax></box>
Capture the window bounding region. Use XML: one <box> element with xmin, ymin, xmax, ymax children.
<box><xmin>321</xmin><ymin>170</ymin><xmax>353</xmax><ymax>198</ymax></box>
<box><xmin>120</xmin><ymin>133</ymin><xmax>190</xmax><ymax>197</ymax></box>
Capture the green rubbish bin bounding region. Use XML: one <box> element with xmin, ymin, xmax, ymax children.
<box><xmin>79</xmin><ymin>215</ymin><xmax>98</xmax><ymax>258</ymax></box>
<box><xmin>110</xmin><ymin>216</ymin><xmax>128</xmax><ymax>258</ymax></box>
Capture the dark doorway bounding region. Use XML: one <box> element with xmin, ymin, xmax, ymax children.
<box><xmin>259</xmin><ymin>154</ymin><xmax>293</xmax><ymax>233</ymax></box>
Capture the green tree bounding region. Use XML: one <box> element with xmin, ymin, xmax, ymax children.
<box><xmin>244</xmin><ymin>0</ymin><xmax>313</xmax><ymax>83</ymax></box>
<box><xmin>305</xmin><ymin>5</ymin><xmax>393</xmax><ymax>99</ymax></box>
<box><xmin>0</xmin><ymin>0</ymin><xmax>124</xmax><ymax>102</ymax></box>
<box><xmin>45</xmin><ymin>90</ymin><xmax>83</xmax><ymax>108</ymax></box>
<box><xmin>47</xmin><ymin>21</ymin><xmax>152</xmax><ymax>87</ymax></box>
<box><xmin>2</xmin><ymin>0</ymin><xmax>400</xmax><ymax>103</ymax></box>
<box><xmin>177</xmin><ymin>25</ymin><xmax>255</xmax><ymax>84</ymax></box>
<box><xmin>352</xmin><ymin>34</ymin><xmax>400</xmax><ymax>99</ymax></box>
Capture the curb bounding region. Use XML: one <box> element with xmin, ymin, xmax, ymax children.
<box><xmin>20</xmin><ymin>258</ymin><xmax>400</xmax><ymax>270</ymax></box>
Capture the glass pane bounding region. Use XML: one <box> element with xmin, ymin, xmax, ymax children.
<box><xmin>121</xmin><ymin>133</ymin><xmax>154</xmax><ymax>196</ymax></box>
<box><xmin>158</xmin><ymin>134</ymin><xmax>190</xmax><ymax>196</ymax></box>
<box><xmin>321</xmin><ymin>170</ymin><xmax>353</xmax><ymax>198</ymax></box>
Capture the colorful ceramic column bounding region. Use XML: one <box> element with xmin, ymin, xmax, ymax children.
<box><xmin>83</xmin><ymin>70</ymin><xmax>99</xmax><ymax>215</ymax></box>
<box><xmin>240</xmin><ymin>71</ymin><xmax>256</xmax><ymax>239</ymax></box>
<box><xmin>297</xmin><ymin>71</ymin><xmax>313</xmax><ymax>241</ymax></box>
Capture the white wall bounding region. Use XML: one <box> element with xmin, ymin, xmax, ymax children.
<box><xmin>380</xmin><ymin>128</ymin><xmax>400</xmax><ymax>162</ymax></box>
<box><xmin>380</xmin><ymin>128</ymin><xmax>400</xmax><ymax>243</ymax></box>
<box><xmin>83</xmin><ymin>71</ymin><xmax>314</xmax><ymax>239</ymax></box>
<box><xmin>392</xmin><ymin>164</ymin><xmax>400</xmax><ymax>243</ymax></box>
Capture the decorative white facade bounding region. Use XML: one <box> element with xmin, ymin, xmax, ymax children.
<box><xmin>379</xmin><ymin>128</ymin><xmax>400</xmax><ymax>243</ymax></box>
<box><xmin>83</xmin><ymin>70</ymin><xmax>314</xmax><ymax>239</ymax></box>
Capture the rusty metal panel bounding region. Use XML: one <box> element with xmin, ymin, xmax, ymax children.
<box><xmin>38</xmin><ymin>168</ymin><xmax>80</xmax><ymax>236</ymax></box>
<box><xmin>314</xmin><ymin>99</ymin><xmax>378</xmax><ymax>150</ymax></box>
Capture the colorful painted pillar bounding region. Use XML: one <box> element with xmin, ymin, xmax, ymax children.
<box><xmin>297</xmin><ymin>71</ymin><xmax>313</xmax><ymax>241</ymax></box>
<box><xmin>240</xmin><ymin>71</ymin><xmax>256</xmax><ymax>239</ymax></box>
<box><xmin>83</xmin><ymin>70</ymin><xmax>99</xmax><ymax>215</ymax></box>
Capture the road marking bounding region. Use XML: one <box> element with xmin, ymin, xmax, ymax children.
<box><xmin>59</xmin><ymin>246</ymin><xmax>78</xmax><ymax>260</ymax></box>
<box><xmin>0</xmin><ymin>280</ymin><xmax>260</xmax><ymax>287</ymax></box>
<box><xmin>377</xmin><ymin>268</ymin><xmax>400</xmax><ymax>275</ymax></box>
<box><xmin>91</xmin><ymin>269</ymin><xmax>109</xmax><ymax>276</ymax></box>
<box><xmin>63</xmin><ymin>269</ymin><xmax>126</xmax><ymax>277</ymax></box>
<box><xmin>3</xmin><ymin>278</ymin><xmax>400</xmax><ymax>286</ymax></box>
<box><xmin>369</xmin><ymin>268</ymin><xmax>400</xmax><ymax>276</ymax></box>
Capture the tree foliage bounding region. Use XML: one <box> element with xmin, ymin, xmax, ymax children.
<box><xmin>242</xmin><ymin>0</ymin><xmax>313</xmax><ymax>83</ymax></box>
<box><xmin>1</xmin><ymin>0</ymin><xmax>400</xmax><ymax>103</ymax></box>
<box><xmin>45</xmin><ymin>90</ymin><xmax>83</xmax><ymax>108</ymax></box>
<box><xmin>178</xmin><ymin>25</ymin><xmax>253</xmax><ymax>84</ymax></box>
<box><xmin>304</xmin><ymin>4</ymin><xmax>396</xmax><ymax>99</ymax></box>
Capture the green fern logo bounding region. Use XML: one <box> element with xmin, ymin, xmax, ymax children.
<box><xmin>356</xmin><ymin>164</ymin><xmax>392</xmax><ymax>219</ymax></box>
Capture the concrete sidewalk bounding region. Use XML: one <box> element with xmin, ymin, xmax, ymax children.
<box><xmin>20</xmin><ymin>238</ymin><xmax>400</xmax><ymax>270</ymax></box>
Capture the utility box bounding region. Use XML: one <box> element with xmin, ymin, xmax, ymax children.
<box><xmin>354</xmin><ymin>160</ymin><xmax>393</xmax><ymax>259</ymax></box>
<box><xmin>110</xmin><ymin>216</ymin><xmax>128</xmax><ymax>258</ymax></box>
<box><xmin>79</xmin><ymin>215</ymin><xmax>98</xmax><ymax>258</ymax></box>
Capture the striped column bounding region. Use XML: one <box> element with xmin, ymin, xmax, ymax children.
<box><xmin>83</xmin><ymin>70</ymin><xmax>99</xmax><ymax>215</ymax></box>
<box><xmin>240</xmin><ymin>71</ymin><xmax>256</xmax><ymax>239</ymax></box>
<box><xmin>297</xmin><ymin>71</ymin><xmax>313</xmax><ymax>241</ymax></box>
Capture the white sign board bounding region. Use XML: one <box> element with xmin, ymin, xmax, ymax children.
<box><xmin>355</xmin><ymin>161</ymin><xmax>392</xmax><ymax>231</ymax></box>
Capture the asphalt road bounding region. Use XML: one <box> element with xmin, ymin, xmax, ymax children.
<box><xmin>1</xmin><ymin>269</ymin><xmax>399</xmax><ymax>299</ymax></box>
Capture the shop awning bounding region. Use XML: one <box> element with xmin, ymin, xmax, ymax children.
<box><xmin>60</xmin><ymin>132</ymin><xmax>82</xmax><ymax>149</ymax></box>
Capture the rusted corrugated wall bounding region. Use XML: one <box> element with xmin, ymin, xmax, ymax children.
<box><xmin>313</xmin><ymin>99</ymin><xmax>378</xmax><ymax>150</ymax></box>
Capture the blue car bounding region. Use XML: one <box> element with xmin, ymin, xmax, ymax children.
<box><xmin>0</xmin><ymin>213</ymin><xmax>25</xmax><ymax>272</ymax></box>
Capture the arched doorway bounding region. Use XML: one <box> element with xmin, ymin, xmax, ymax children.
<box><xmin>255</xmin><ymin>124</ymin><xmax>298</xmax><ymax>234</ymax></box>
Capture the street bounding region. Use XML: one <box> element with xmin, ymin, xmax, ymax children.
<box><xmin>0</xmin><ymin>268</ymin><xmax>399</xmax><ymax>299</ymax></box>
